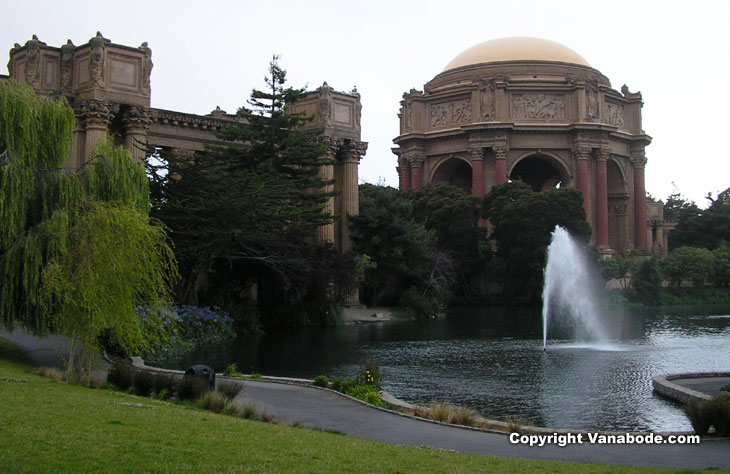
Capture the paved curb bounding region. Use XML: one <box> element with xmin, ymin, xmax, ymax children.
<box><xmin>652</xmin><ymin>372</ymin><xmax>730</xmax><ymax>404</ymax></box>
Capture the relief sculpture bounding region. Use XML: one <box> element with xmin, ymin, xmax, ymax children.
<box><xmin>480</xmin><ymin>81</ymin><xmax>495</xmax><ymax>120</ymax></box>
<box><xmin>430</xmin><ymin>98</ymin><xmax>471</xmax><ymax>128</ymax></box>
<box><xmin>511</xmin><ymin>94</ymin><xmax>565</xmax><ymax>120</ymax></box>
<box><xmin>605</xmin><ymin>103</ymin><xmax>624</xmax><ymax>127</ymax></box>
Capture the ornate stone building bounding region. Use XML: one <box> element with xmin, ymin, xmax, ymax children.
<box><xmin>1</xmin><ymin>33</ymin><xmax>366</xmax><ymax>253</ymax></box>
<box><xmin>393</xmin><ymin>37</ymin><xmax>670</xmax><ymax>256</ymax></box>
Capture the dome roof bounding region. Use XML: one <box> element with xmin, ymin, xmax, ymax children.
<box><xmin>442</xmin><ymin>37</ymin><xmax>591</xmax><ymax>71</ymax></box>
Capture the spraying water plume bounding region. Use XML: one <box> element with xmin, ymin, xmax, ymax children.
<box><xmin>542</xmin><ymin>226</ymin><xmax>608</xmax><ymax>350</ymax></box>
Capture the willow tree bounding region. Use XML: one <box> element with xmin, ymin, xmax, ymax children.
<box><xmin>0</xmin><ymin>83</ymin><xmax>177</xmax><ymax>382</ymax></box>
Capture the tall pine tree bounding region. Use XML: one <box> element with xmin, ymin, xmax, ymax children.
<box><xmin>150</xmin><ymin>57</ymin><xmax>354</xmax><ymax>330</ymax></box>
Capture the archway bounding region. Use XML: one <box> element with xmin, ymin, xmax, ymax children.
<box><xmin>509</xmin><ymin>154</ymin><xmax>567</xmax><ymax>192</ymax></box>
<box><xmin>431</xmin><ymin>157</ymin><xmax>472</xmax><ymax>193</ymax></box>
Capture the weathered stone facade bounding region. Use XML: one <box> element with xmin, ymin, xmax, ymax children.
<box><xmin>393</xmin><ymin>37</ymin><xmax>671</xmax><ymax>256</ymax></box>
<box><xmin>2</xmin><ymin>33</ymin><xmax>365</xmax><ymax>254</ymax></box>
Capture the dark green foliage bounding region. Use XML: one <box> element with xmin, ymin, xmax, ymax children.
<box><xmin>667</xmin><ymin>188</ymin><xmax>730</xmax><ymax>251</ymax></box>
<box><xmin>632</xmin><ymin>258</ymin><xmax>662</xmax><ymax>305</ymax></box>
<box><xmin>404</xmin><ymin>184</ymin><xmax>491</xmax><ymax>303</ymax></box>
<box><xmin>683</xmin><ymin>394</ymin><xmax>730</xmax><ymax>436</ymax></box>
<box><xmin>349</xmin><ymin>184</ymin><xmax>452</xmax><ymax>316</ymax></box>
<box><xmin>106</xmin><ymin>361</ymin><xmax>135</xmax><ymax>391</ymax></box>
<box><xmin>313</xmin><ymin>375</ymin><xmax>329</xmax><ymax>388</ymax></box>
<box><xmin>148</xmin><ymin>57</ymin><xmax>355</xmax><ymax>330</ymax></box>
<box><xmin>329</xmin><ymin>376</ymin><xmax>356</xmax><ymax>394</ymax></box>
<box><xmin>711</xmin><ymin>244</ymin><xmax>730</xmax><ymax>288</ymax></box>
<box><xmin>178</xmin><ymin>375</ymin><xmax>210</xmax><ymax>401</ymax></box>
<box><xmin>661</xmin><ymin>246</ymin><xmax>713</xmax><ymax>288</ymax></box>
<box><xmin>223</xmin><ymin>363</ymin><xmax>240</xmax><ymax>378</ymax></box>
<box><xmin>598</xmin><ymin>255</ymin><xmax>636</xmax><ymax>289</ymax></box>
<box><xmin>482</xmin><ymin>182</ymin><xmax>591</xmax><ymax>304</ymax></box>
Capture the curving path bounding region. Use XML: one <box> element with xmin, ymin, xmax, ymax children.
<box><xmin>236</xmin><ymin>379</ymin><xmax>730</xmax><ymax>470</ymax></box>
<box><xmin>3</xmin><ymin>328</ymin><xmax>729</xmax><ymax>470</ymax></box>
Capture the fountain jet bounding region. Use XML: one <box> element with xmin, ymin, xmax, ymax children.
<box><xmin>542</xmin><ymin>226</ymin><xmax>608</xmax><ymax>350</ymax></box>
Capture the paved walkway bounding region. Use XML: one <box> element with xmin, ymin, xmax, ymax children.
<box><xmin>3</xmin><ymin>329</ymin><xmax>730</xmax><ymax>470</ymax></box>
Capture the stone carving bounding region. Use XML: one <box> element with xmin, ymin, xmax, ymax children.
<box><xmin>60</xmin><ymin>40</ymin><xmax>75</xmax><ymax>94</ymax></box>
<box><xmin>511</xmin><ymin>94</ymin><xmax>565</xmax><ymax>120</ymax></box>
<box><xmin>480</xmin><ymin>81</ymin><xmax>495</xmax><ymax>120</ymax></box>
<box><xmin>351</xmin><ymin>86</ymin><xmax>361</xmax><ymax>131</ymax></box>
<box><xmin>23</xmin><ymin>34</ymin><xmax>45</xmax><ymax>88</ymax></box>
<box><xmin>429</xmin><ymin>98</ymin><xmax>472</xmax><ymax>128</ymax></box>
<box><xmin>572</xmin><ymin>145</ymin><xmax>592</xmax><ymax>160</ymax></box>
<box><xmin>609</xmin><ymin>204</ymin><xmax>628</xmax><ymax>215</ymax></box>
<box><xmin>468</xmin><ymin>147</ymin><xmax>483</xmax><ymax>161</ymax></box>
<box><xmin>630</xmin><ymin>149</ymin><xmax>647</xmax><ymax>168</ymax></box>
<box><xmin>402</xmin><ymin>94</ymin><xmax>413</xmax><ymax>132</ymax></box>
<box><xmin>598</xmin><ymin>148</ymin><xmax>611</xmax><ymax>161</ymax></box>
<box><xmin>493</xmin><ymin>145</ymin><xmax>509</xmax><ymax>160</ymax></box>
<box><xmin>139</xmin><ymin>41</ymin><xmax>153</xmax><ymax>91</ymax></box>
<box><xmin>89</xmin><ymin>32</ymin><xmax>108</xmax><ymax>87</ymax></box>
<box><xmin>75</xmin><ymin>99</ymin><xmax>117</xmax><ymax>127</ymax></box>
<box><xmin>154</xmin><ymin>108</ymin><xmax>232</xmax><ymax>130</ymax></box>
<box><xmin>605</xmin><ymin>102</ymin><xmax>624</xmax><ymax>127</ymax></box>
<box><xmin>318</xmin><ymin>81</ymin><xmax>333</xmax><ymax>126</ymax></box>
<box><xmin>122</xmin><ymin>106</ymin><xmax>152</xmax><ymax>131</ymax></box>
<box><xmin>586</xmin><ymin>81</ymin><xmax>599</xmax><ymax>119</ymax></box>
<box><xmin>621</xmin><ymin>84</ymin><xmax>641</xmax><ymax>100</ymax></box>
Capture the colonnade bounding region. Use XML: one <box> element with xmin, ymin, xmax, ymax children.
<box><xmin>396</xmin><ymin>142</ymin><xmax>649</xmax><ymax>252</ymax></box>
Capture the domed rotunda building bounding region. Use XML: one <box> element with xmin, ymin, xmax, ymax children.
<box><xmin>393</xmin><ymin>37</ymin><xmax>661</xmax><ymax>255</ymax></box>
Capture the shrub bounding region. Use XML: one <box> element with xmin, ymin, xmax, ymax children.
<box><xmin>356</xmin><ymin>360</ymin><xmax>384</xmax><ymax>391</ymax></box>
<box><xmin>35</xmin><ymin>367</ymin><xmax>65</xmax><ymax>381</ymax></box>
<box><xmin>106</xmin><ymin>361</ymin><xmax>135</xmax><ymax>391</ymax></box>
<box><xmin>249</xmin><ymin>373</ymin><xmax>263</xmax><ymax>380</ymax></box>
<box><xmin>414</xmin><ymin>402</ymin><xmax>483</xmax><ymax>428</ymax></box>
<box><xmin>312</xmin><ymin>375</ymin><xmax>329</xmax><ymax>388</ymax></box>
<box><xmin>223</xmin><ymin>363</ymin><xmax>240</xmax><ymax>377</ymax></box>
<box><xmin>330</xmin><ymin>376</ymin><xmax>356</xmax><ymax>394</ymax></box>
<box><xmin>178</xmin><ymin>375</ymin><xmax>210</xmax><ymax>401</ymax></box>
<box><xmin>198</xmin><ymin>391</ymin><xmax>226</xmax><ymax>413</ymax></box>
<box><xmin>132</xmin><ymin>370</ymin><xmax>157</xmax><ymax>397</ymax></box>
<box><xmin>217</xmin><ymin>380</ymin><xmax>243</xmax><ymax>401</ymax></box>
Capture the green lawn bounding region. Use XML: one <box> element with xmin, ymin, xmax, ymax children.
<box><xmin>0</xmin><ymin>338</ymin><xmax>679</xmax><ymax>473</ymax></box>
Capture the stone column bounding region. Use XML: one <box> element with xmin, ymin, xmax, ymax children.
<box><xmin>654</xmin><ymin>225</ymin><xmax>664</xmax><ymax>257</ymax></box>
<box><xmin>469</xmin><ymin>146</ymin><xmax>484</xmax><ymax>196</ymax></box>
<box><xmin>340</xmin><ymin>142</ymin><xmax>367</xmax><ymax>254</ymax></box>
<box><xmin>595</xmin><ymin>148</ymin><xmax>610</xmax><ymax>248</ymax></box>
<box><xmin>76</xmin><ymin>99</ymin><xmax>116</xmax><ymax>163</ymax></box>
<box><xmin>493</xmin><ymin>145</ymin><xmax>509</xmax><ymax>184</ymax></box>
<box><xmin>572</xmin><ymin>145</ymin><xmax>592</xmax><ymax>219</ymax></box>
<box><xmin>408</xmin><ymin>151</ymin><xmax>425</xmax><ymax>189</ymax></box>
<box><xmin>397</xmin><ymin>154</ymin><xmax>411</xmax><ymax>190</ymax></box>
<box><xmin>122</xmin><ymin>106</ymin><xmax>152</xmax><ymax>164</ymax></box>
<box><xmin>632</xmin><ymin>150</ymin><xmax>648</xmax><ymax>251</ymax></box>
<box><xmin>317</xmin><ymin>142</ymin><xmax>337</xmax><ymax>244</ymax></box>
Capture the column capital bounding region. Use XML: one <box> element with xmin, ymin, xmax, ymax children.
<box><xmin>406</xmin><ymin>149</ymin><xmax>425</xmax><ymax>168</ymax></box>
<box><xmin>597</xmin><ymin>147</ymin><xmax>611</xmax><ymax>161</ymax></box>
<box><xmin>342</xmin><ymin>141</ymin><xmax>368</xmax><ymax>163</ymax></box>
<box><xmin>122</xmin><ymin>106</ymin><xmax>153</xmax><ymax>132</ymax></box>
<box><xmin>571</xmin><ymin>145</ymin><xmax>592</xmax><ymax>160</ymax></box>
<box><xmin>75</xmin><ymin>99</ymin><xmax>117</xmax><ymax>129</ymax></box>
<box><xmin>493</xmin><ymin>145</ymin><xmax>509</xmax><ymax>160</ymax></box>
<box><xmin>468</xmin><ymin>146</ymin><xmax>483</xmax><ymax>162</ymax></box>
<box><xmin>630</xmin><ymin>150</ymin><xmax>647</xmax><ymax>168</ymax></box>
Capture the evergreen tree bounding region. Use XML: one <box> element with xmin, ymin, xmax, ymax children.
<box><xmin>149</xmin><ymin>57</ymin><xmax>353</xmax><ymax>330</ymax></box>
<box><xmin>0</xmin><ymin>83</ymin><xmax>177</xmax><ymax>382</ymax></box>
<box><xmin>482</xmin><ymin>182</ymin><xmax>591</xmax><ymax>304</ymax></box>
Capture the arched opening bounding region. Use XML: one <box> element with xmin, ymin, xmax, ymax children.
<box><xmin>431</xmin><ymin>157</ymin><xmax>472</xmax><ymax>193</ymax></box>
<box><xmin>607</xmin><ymin>159</ymin><xmax>629</xmax><ymax>255</ymax></box>
<box><xmin>509</xmin><ymin>155</ymin><xmax>565</xmax><ymax>192</ymax></box>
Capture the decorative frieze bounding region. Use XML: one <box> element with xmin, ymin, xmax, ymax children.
<box><xmin>511</xmin><ymin>93</ymin><xmax>565</xmax><ymax>120</ymax></box>
<box><xmin>430</xmin><ymin>97</ymin><xmax>472</xmax><ymax>128</ymax></box>
<box><xmin>604</xmin><ymin>102</ymin><xmax>624</xmax><ymax>127</ymax></box>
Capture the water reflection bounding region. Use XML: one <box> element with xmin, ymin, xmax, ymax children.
<box><xmin>159</xmin><ymin>304</ymin><xmax>730</xmax><ymax>432</ymax></box>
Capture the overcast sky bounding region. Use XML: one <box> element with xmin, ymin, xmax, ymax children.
<box><xmin>3</xmin><ymin>0</ymin><xmax>728</xmax><ymax>206</ymax></box>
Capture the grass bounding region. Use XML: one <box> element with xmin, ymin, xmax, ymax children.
<box><xmin>0</xmin><ymin>338</ymin><xmax>680</xmax><ymax>473</ymax></box>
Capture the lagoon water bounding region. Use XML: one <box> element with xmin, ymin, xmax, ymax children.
<box><xmin>159</xmin><ymin>305</ymin><xmax>730</xmax><ymax>432</ymax></box>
